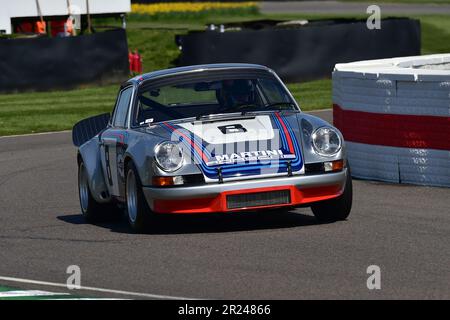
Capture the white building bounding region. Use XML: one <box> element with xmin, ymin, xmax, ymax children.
<box><xmin>0</xmin><ymin>0</ymin><xmax>131</xmax><ymax>34</ymax></box>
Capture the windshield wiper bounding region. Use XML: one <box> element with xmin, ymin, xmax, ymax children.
<box><xmin>196</xmin><ymin>113</ymin><xmax>213</xmax><ymax>120</ymax></box>
<box><xmin>195</xmin><ymin>112</ymin><xmax>243</xmax><ymax>121</ymax></box>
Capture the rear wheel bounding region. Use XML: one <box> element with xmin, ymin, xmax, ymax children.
<box><xmin>311</xmin><ymin>167</ymin><xmax>353</xmax><ymax>222</ymax></box>
<box><xmin>78</xmin><ymin>161</ymin><xmax>119</xmax><ymax>222</ymax></box>
<box><xmin>125</xmin><ymin>162</ymin><xmax>152</xmax><ymax>232</ymax></box>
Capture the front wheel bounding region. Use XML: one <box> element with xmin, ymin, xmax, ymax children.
<box><xmin>125</xmin><ymin>162</ymin><xmax>152</xmax><ymax>232</ymax></box>
<box><xmin>311</xmin><ymin>167</ymin><xmax>353</xmax><ymax>222</ymax></box>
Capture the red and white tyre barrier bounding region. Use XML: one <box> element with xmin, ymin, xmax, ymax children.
<box><xmin>333</xmin><ymin>54</ymin><xmax>450</xmax><ymax>187</ymax></box>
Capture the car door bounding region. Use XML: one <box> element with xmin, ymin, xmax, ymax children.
<box><xmin>100</xmin><ymin>85</ymin><xmax>134</xmax><ymax>198</ymax></box>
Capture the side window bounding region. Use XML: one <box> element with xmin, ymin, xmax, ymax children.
<box><xmin>113</xmin><ymin>87</ymin><xmax>133</xmax><ymax>127</ymax></box>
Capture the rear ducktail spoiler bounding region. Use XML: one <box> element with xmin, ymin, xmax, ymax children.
<box><xmin>72</xmin><ymin>113</ymin><xmax>110</xmax><ymax>147</ymax></box>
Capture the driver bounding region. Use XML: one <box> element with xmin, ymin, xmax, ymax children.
<box><xmin>220</xmin><ymin>79</ymin><xmax>256</xmax><ymax>109</ymax></box>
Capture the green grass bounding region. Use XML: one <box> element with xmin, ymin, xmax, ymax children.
<box><xmin>287</xmin><ymin>80</ymin><xmax>333</xmax><ymax>111</ymax></box>
<box><xmin>419</xmin><ymin>15</ymin><xmax>450</xmax><ymax>54</ymax></box>
<box><xmin>127</xmin><ymin>28</ymin><xmax>180</xmax><ymax>73</ymax></box>
<box><xmin>0</xmin><ymin>86</ymin><xmax>117</xmax><ymax>135</ymax></box>
<box><xmin>1</xmin><ymin>11</ymin><xmax>449</xmax><ymax>136</ymax></box>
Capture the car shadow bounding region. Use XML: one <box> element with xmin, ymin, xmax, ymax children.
<box><xmin>57</xmin><ymin>208</ymin><xmax>326</xmax><ymax>235</ymax></box>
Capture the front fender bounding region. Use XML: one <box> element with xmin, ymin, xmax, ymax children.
<box><xmin>125</xmin><ymin>132</ymin><xmax>203</xmax><ymax>187</ymax></box>
<box><xmin>296</xmin><ymin>113</ymin><xmax>347</xmax><ymax>164</ymax></box>
<box><xmin>124</xmin><ymin>134</ymin><xmax>158</xmax><ymax>187</ymax></box>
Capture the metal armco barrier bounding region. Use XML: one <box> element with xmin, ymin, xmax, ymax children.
<box><xmin>333</xmin><ymin>54</ymin><xmax>450</xmax><ymax>187</ymax></box>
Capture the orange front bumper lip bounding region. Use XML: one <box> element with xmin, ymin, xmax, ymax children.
<box><xmin>153</xmin><ymin>184</ymin><xmax>344</xmax><ymax>214</ymax></box>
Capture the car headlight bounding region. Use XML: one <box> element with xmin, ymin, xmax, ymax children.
<box><xmin>154</xmin><ymin>141</ymin><xmax>184</xmax><ymax>172</ymax></box>
<box><xmin>311</xmin><ymin>127</ymin><xmax>342</xmax><ymax>156</ymax></box>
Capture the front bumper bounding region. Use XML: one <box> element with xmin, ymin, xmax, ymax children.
<box><xmin>143</xmin><ymin>169</ymin><xmax>348</xmax><ymax>214</ymax></box>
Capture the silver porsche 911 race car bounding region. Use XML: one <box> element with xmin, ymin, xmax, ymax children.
<box><xmin>73</xmin><ymin>63</ymin><xmax>352</xmax><ymax>231</ymax></box>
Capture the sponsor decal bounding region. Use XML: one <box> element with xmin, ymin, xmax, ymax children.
<box><xmin>206</xmin><ymin>149</ymin><xmax>296</xmax><ymax>166</ymax></box>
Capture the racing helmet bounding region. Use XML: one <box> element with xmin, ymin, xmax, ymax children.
<box><xmin>221</xmin><ymin>79</ymin><xmax>255</xmax><ymax>108</ymax></box>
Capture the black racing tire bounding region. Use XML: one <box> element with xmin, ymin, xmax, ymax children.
<box><xmin>125</xmin><ymin>161</ymin><xmax>152</xmax><ymax>232</ymax></box>
<box><xmin>78</xmin><ymin>161</ymin><xmax>121</xmax><ymax>223</ymax></box>
<box><xmin>311</xmin><ymin>167</ymin><xmax>353</xmax><ymax>223</ymax></box>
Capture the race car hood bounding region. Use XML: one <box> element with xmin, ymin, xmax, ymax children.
<box><xmin>149</xmin><ymin>111</ymin><xmax>304</xmax><ymax>181</ymax></box>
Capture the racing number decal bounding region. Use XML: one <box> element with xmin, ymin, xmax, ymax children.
<box><xmin>102</xmin><ymin>133</ymin><xmax>126</xmax><ymax>196</ymax></box>
<box><xmin>101</xmin><ymin>136</ymin><xmax>120</xmax><ymax>196</ymax></box>
<box><xmin>104</xmin><ymin>145</ymin><xmax>113</xmax><ymax>186</ymax></box>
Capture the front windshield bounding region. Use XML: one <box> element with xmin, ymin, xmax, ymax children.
<box><xmin>134</xmin><ymin>77</ymin><xmax>296</xmax><ymax>125</ymax></box>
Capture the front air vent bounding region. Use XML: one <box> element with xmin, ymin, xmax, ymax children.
<box><xmin>227</xmin><ymin>190</ymin><xmax>291</xmax><ymax>209</ymax></box>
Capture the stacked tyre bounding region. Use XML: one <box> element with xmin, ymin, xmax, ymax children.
<box><xmin>333</xmin><ymin>54</ymin><xmax>450</xmax><ymax>187</ymax></box>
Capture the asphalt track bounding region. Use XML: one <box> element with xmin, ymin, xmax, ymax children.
<box><xmin>0</xmin><ymin>110</ymin><xmax>449</xmax><ymax>299</ymax></box>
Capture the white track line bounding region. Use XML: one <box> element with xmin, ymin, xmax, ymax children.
<box><xmin>0</xmin><ymin>276</ymin><xmax>199</xmax><ymax>300</ymax></box>
<box><xmin>0</xmin><ymin>290</ymin><xmax>69</xmax><ymax>298</ymax></box>
<box><xmin>50</xmin><ymin>298</ymin><xmax>126</xmax><ymax>300</ymax></box>
<box><xmin>0</xmin><ymin>130</ymin><xmax>71</xmax><ymax>139</ymax></box>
